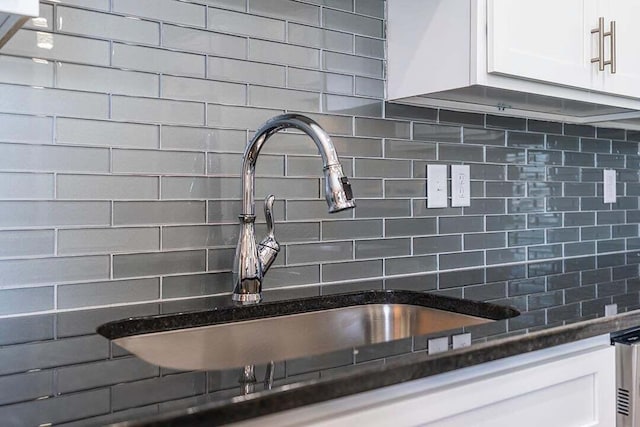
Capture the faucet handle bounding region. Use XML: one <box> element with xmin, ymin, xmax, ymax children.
<box><xmin>264</xmin><ymin>194</ymin><xmax>276</xmax><ymax>238</ymax></box>
<box><xmin>258</xmin><ymin>195</ymin><xmax>280</xmax><ymax>274</ymax></box>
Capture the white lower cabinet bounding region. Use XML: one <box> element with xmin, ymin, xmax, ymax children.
<box><xmin>233</xmin><ymin>335</ymin><xmax>615</xmax><ymax>427</ymax></box>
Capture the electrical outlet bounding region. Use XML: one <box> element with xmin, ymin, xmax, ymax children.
<box><xmin>604</xmin><ymin>169</ymin><xmax>616</xmax><ymax>203</ymax></box>
<box><xmin>452</xmin><ymin>333</ymin><xmax>471</xmax><ymax>349</ymax></box>
<box><xmin>426</xmin><ymin>164</ymin><xmax>448</xmax><ymax>208</ymax></box>
<box><xmin>428</xmin><ymin>336</ymin><xmax>449</xmax><ymax>354</ymax></box>
<box><xmin>605</xmin><ymin>304</ymin><xmax>618</xmax><ymax>317</ymax></box>
<box><xmin>451</xmin><ymin>165</ymin><xmax>470</xmax><ymax>207</ymax></box>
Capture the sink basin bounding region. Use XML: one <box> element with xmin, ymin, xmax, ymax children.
<box><xmin>97</xmin><ymin>290</ymin><xmax>519</xmax><ymax>371</ymax></box>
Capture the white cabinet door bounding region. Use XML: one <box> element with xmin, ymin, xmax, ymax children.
<box><xmin>600</xmin><ymin>0</ymin><xmax>640</xmax><ymax>98</ymax></box>
<box><xmin>487</xmin><ymin>0</ymin><xmax>603</xmax><ymax>91</ymax></box>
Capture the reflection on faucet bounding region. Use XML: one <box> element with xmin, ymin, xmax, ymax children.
<box><xmin>238</xmin><ymin>361</ymin><xmax>276</xmax><ymax>395</ymax></box>
<box><xmin>232</xmin><ymin>114</ymin><xmax>356</xmax><ymax>304</ymax></box>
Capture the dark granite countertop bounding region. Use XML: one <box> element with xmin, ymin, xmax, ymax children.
<box><xmin>1</xmin><ymin>268</ymin><xmax>639</xmax><ymax>427</ymax></box>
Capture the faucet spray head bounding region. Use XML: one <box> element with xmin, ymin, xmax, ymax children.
<box><xmin>324</xmin><ymin>164</ymin><xmax>356</xmax><ymax>213</ymax></box>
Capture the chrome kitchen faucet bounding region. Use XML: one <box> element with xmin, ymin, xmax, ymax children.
<box><xmin>232</xmin><ymin>114</ymin><xmax>356</xmax><ymax>304</ymax></box>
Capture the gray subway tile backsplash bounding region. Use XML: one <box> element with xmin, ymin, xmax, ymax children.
<box><xmin>0</xmin><ymin>0</ymin><xmax>636</xmax><ymax>332</ymax></box>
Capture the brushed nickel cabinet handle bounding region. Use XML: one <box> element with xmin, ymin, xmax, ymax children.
<box><xmin>591</xmin><ymin>17</ymin><xmax>605</xmax><ymax>71</ymax></box>
<box><xmin>604</xmin><ymin>20</ymin><xmax>616</xmax><ymax>74</ymax></box>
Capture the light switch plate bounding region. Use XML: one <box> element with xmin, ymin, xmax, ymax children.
<box><xmin>427</xmin><ymin>164</ymin><xmax>448</xmax><ymax>208</ymax></box>
<box><xmin>452</xmin><ymin>333</ymin><xmax>472</xmax><ymax>349</ymax></box>
<box><xmin>605</xmin><ymin>304</ymin><xmax>618</xmax><ymax>317</ymax></box>
<box><xmin>604</xmin><ymin>169</ymin><xmax>616</xmax><ymax>203</ymax></box>
<box><xmin>451</xmin><ymin>165</ymin><xmax>470</xmax><ymax>207</ymax></box>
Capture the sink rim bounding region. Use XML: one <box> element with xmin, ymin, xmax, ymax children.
<box><xmin>97</xmin><ymin>290</ymin><xmax>520</xmax><ymax>340</ymax></box>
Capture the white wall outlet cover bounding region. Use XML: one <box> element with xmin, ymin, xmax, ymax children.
<box><xmin>428</xmin><ymin>336</ymin><xmax>449</xmax><ymax>354</ymax></box>
<box><xmin>427</xmin><ymin>164</ymin><xmax>448</xmax><ymax>208</ymax></box>
<box><xmin>451</xmin><ymin>165</ymin><xmax>470</xmax><ymax>207</ymax></box>
<box><xmin>452</xmin><ymin>333</ymin><xmax>472</xmax><ymax>349</ymax></box>
<box><xmin>603</xmin><ymin>169</ymin><xmax>616</xmax><ymax>203</ymax></box>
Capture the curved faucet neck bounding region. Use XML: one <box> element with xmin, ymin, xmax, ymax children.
<box><xmin>241</xmin><ymin>114</ymin><xmax>341</xmax><ymax>216</ymax></box>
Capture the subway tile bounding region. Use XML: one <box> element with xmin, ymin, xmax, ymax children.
<box><xmin>385</xmin><ymin>139</ymin><xmax>436</xmax><ymax>161</ymax></box>
<box><xmin>263</xmin><ymin>264</ymin><xmax>320</xmax><ymax>288</ymax></box>
<box><xmin>206</xmin><ymin>247</ymin><xmax>235</xmax><ymax>271</ymax></box>
<box><xmin>0</xmin><ymin>389</ymin><xmax>110</xmax><ymax>426</ymax></box>
<box><xmin>527</xmin><ymin>212</ymin><xmax>563</xmax><ymax>229</ymax></box>
<box><xmin>56</xmin><ymin>118</ymin><xmax>158</xmax><ymax>149</ymax></box>
<box><xmin>440</xmin><ymin>268</ymin><xmax>484</xmax><ymax>289</ymax></box>
<box><xmin>214</xmin><ymin>152</ymin><xmax>283</xmax><ymax>176</ymax></box>
<box><xmin>471</xmin><ymin>164</ymin><xmax>506</xmax><ymax>180</ymax></box>
<box><xmin>0</xmin><ymin>172</ymin><xmax>52</xmax><ymax>199</ymax></box>
<box><xmin>507</xmin><ymin>131</ymin><xmax>544</xmax><ymax>148</ymax></box>
<box><xmin>3</xmin><ymin>29</ymin><xmax>110</xmax><ymax>65</ymax></box>
<box><xmin>385</xmin><ymin>103</ymin><xmax>437</xmax><ymax>122</ymax></box>
<box><xmin>485</xmin><ymin>147</ymin><xmax>525</xmax><ymax>164</ymax></box>
<box><xmin>113</xmin><ymin>250</ymin><xmax>206</xmax><ymax>278</ymax></box>
<box><xmin>354</xmin><ymin>199</ymin><xmax>411</xmax><ymax>218</ymax></box>
<box><xmin>0</xmin><ymin>287</ymin><xmax>53</xmax><ymax>316</ymax></box>
<box><xmin>414</xmin><ymin>235</ymin><xmax>461</xmax><ymax>255</ymax></box>
<box><xmin>508</xmin><ymin>230</ymin><xmax>545</xmax><ymax>247</ymax></box>
<box><xmin>385</xmin><ymin>273</ymin><xmax>437</xmax><ymax>292</ymax></box>
<box><xmin>288</xmin><ymin>23</ymin><xmax>353</xmax><ymax>53</ymax></box>
<box><xmin>112</xmin><ymin>44</ymin><xmax>205</xmax><ymax>78</ymax></box>
<box><xmin>528</xmin><ymin>260</ymin><xmax>563</xmax><ymax>277</ymax></box>
<box><xmin>23</xmin><ymin>3</ymin><xmax>53</xmax><ymax>31</ymax></box>
<box><xmin>547</xmin><ymin>272</ymin><xmax>580</xmax><ymax>290</ymax></box>
<box><xmin>508</xmin><ymin>277</ymin><xmax>545</xmax><ymax>297</ymax></box>
<box><xmin>355</xmin><ymin>238</ymin><xmax>410</xmax><ymax>258</ymax></box>
<box><xmin>528</xmin><ymin>244</ymin><xmax>563</xmax><ymax>260</ymax></box>
<box><xmin>565</xmin><ymin>212</ymin><xmax>595</xmax><ymax>226</ymax></box>
<box><xmin>547</xmin><ymin>166</ymin><xmax>579</xmax><ymax>182</ymax></box>
<box><xmin>565</xmin><ymin>242</ymin><xmax>595</xmax><ymax>257</ymax></box>
<box><xmin>564</xmin><ymin>151</ymin><xmax>594</xmax><ymax>167</ymax></box>
<box><xmin>250</xmin><ymin>39</ymin><xmax>320</xmax><ymax>68</ymax></box>
<box><xmin>355</xmin><ymin>0</ymin><xmax>384</xmax><ymax>17</ymax></box>
<box><xmin>564</xmin><ymin>182</ymin><xmax>595</xmax><ymax>197</ymax></box>
<box><xmin>57</xmin><ymin>357</ymin><xmax>158</xmax><ymax>394</ymax></box>
<box><xmin>322</xmin><ymin>259</ymin><xmax>382</xmax><ymax>281</ymax></box>
<box><xmin>598</xmin><ymin>239</ymin><xmax>625</xmax><ymax>253</ymax></box>
<box><xmin>486</xmin><ymin>264</ymin><xmax>526</xmax><ymax>282</ymax></box>
<box><xmin>507</xmin><ymin>198</ymin><xmax>544</xmax><ymax>214</ymax></box>
<box><xmin>528</xmin><ymin>149</ymin><xmax>562</xmax><ymax>165</ymax></box>
<box><xmin>547</xmin><ymin>134</ymin><xmax>579</xmax><ymax>151</ymax></box>
<box><xmin>162</xmin><ymin>224</ymin><xmax>237</xmax><ymax>249</ymax></box>
<box><xmin>162</xmin><ymin>75</ymin><xmax>245</xmax><ymax>105</ymax></box>
<box><xmin>597</xmin><ymin>153</ymin><xmax>625</xmax><ymax>168</ymax></box>
<box><xmin>464</xmin><ymin>232</ymin><xmax>506</xmax><ymax>250</ymax></box>
<box><xmin>322</xmin><ymin>219</ymin><xmax>381</xmax><ymax>240</ymax></box>
<box><xmin>486</xmin><ymin>115</ymin><xmax>526</xmax><ymax>130</ymax></box>
<box><xmin>486</xmin><ymin>247</ymin><xmax>526</xmax><ymax>265</ymax></box>
<box><xmin>112</xmin><ymin>372</ymin><xmax>205</xmax><ymax>411</ymax></box>
<box><xmin>385</xmin><ymin>179</ymin><xmax>424</xmax><ymax>197</ymax></box>
<box><xmin>440</xmin><ymin>251</ymin><xmax>484</xmax><ymax>269</ymax></box>
<box><xmin>323</xmin><ymin>52</ymin><xmax>383</xmax><ymax>78</ymax></box>
<box><xmin>0</xmin><ymin>201</ymin><xmax>110</xmax><ymax>227</ymax></box>
<box><xmin>208</xmin><ymin>7</ymin><xmax>285</xmax><ymax>40</ymax></box>
<box><xmin>57</xmin><ymin>6</ymin><xmax>159</xmax><ymax>44</ymax></box>
<box><xmin>323</xmin><ymin>8</ymin><xmax>383</xmax><ymax>37</ymax></box>
<box><xmin>581</xmin><ymin>137</ymin><xmax>610</xmax><ymax>153</ymax></box>
<box><xmin>207</xmin><ymin>104</ymin><xmax>283</xmax><ymax>129</ymax></box>
<box><xmin>0</xmin><ymin>370</ymin><xmax>52</xmax><ymax>405</ymax></box>
<box><xmin>113</xmin><ymin>149</ymin><xmax>205</xmax><ymax>175</ymax></box>
<box><xmin>113</xmin><ymin>201</ymin><xmax>205</xmax><ymax>225</ymax></box>
<box><xmin>305</xmin><ymin>0</ymin><xmax>353</xmax><ymax>11</ymax></box>
<box><xmin>0</xmin><ymin>143</ymin><xmax>109</xmax><ymax>173</ymax></box>
<box><xmin>528</xmin><ymin>290</ymin><xmax>563</xmax><ymax>310</ymax></box>
<box><xmin>0</xmin><ymin>113</ymin><xmax>52</xmax><ymax>144</ymax></box>
<box><xmin>548</xmin><ymin>303</ymin><xmax>581</xmax><ymax>323</ymax></box>
<box><xmin>0</xmin><ymin>255</ymin><xmax>109</xmax><ymax>286</ymax></box>
<box><xmin>414</xmin><ymin>123</ymin><xmax>461</xmax><ymax>143</ymax></box>
<box><xmin>58</xmin><ymin>278</ymin><xmax>159</xmax><ymax>309</ymax></box>
<box><xmin>547</xmin><ymin>227</ymin><xmax>579</xmax><ymax>244</ymax></box>
<box><xmin>287</xmin><ymin>155</ymin><xmax>341</xmax><ymax>177</ymax></box>
<box><xmin>288</xmin><ymin>68</ymin><xmax>353</xmax><ymax>95</ymax></box>
<box><xmin>57</xmin><ymin>174</ymin><xmax>158</xmax><ymax>200</ymax></box>
<box><xmin>0</xmin><ymin>230</ymin><xmax>54</xmax><ymax>258</ymax></box>
<box><xmin>385</xmin><ymin>217</ymin><xmax>436</xmax><ymax>237</ymax></box>
<box><xmin>58</xmin><ymin>228</ymin><xmax>159</xmax><ymax>255</ymax></box>
<box><xmin>249</xmin><ymin>0</ymin><xmax>319</xmax><ymax>25</ymax></box>
<box><xmin>547</xmin><ymin>197</ymin><xmax>579</xmax><ymax>212</ymax></box>
<box><xmin>385</xmin><ymin>255</ymin><xmax>436</xmax><ymax>275</ymax></box>
<box><xmin>112</xmin><ymin>96</ymin><xmax>205</xmax><ymax>126</ymax></box>
<box><xmin>486</xmin><ymin>214</ymin><xmax>526</xmax><ymax>231</ymax></box>
<box><xmin>288</xmin><ymin>241</ymin><xmax>352</xmax><ymax>263</ymax></box>
<box><xmin>0</xmin><ymin>84</ymin><xmax>108</xmax><ymax>119</ymax></box>
<box><xmin>528</xmin><ymin>119</ymin><xmax>563</xmax><ymax>134</ymax></box>
<box><xmin>323</xmin><ymin>94</ymin><xmax>382</xmax><ymax>117</ymax></box>
<box><xmin>613</xmin><ymin>140</ymin><xmax>639</xmax><ymax>155</ymax></box>
<box><xmin>163</xmin><ymin>24</ymin><xmax>246</xmax><ymax>58</ymax></box>
<box><xmin>439</xmin><ymin>144</ymin><xmax>483</xmax><ymax>161</ymax></box>
<box><xmin>0</xmin><ymin>55</ymin><xmax>53</xmax><ymax>87</ymax></box>
<box><xmin>113</xmin><ymin>0</ymin><xmax>205</xmax><ymax>26</ymax></box>
<box><xmin>57</xmin><ymin>63</ymin><xmax>158</xmax><ymax>98</ymax></box>
<box><xmin>486</xmin><ymin>182</ymin><xmax>525</xmax><ymax>198</ymax></box>
<box><xmin>250</xmin><ymin>86</ymin><xmax>320</xmax><ymax>112</ymax></box>
<box><xmin>287</xmin><ymin>199</ymin><xmax>353</xmax><ymax>220</ymax></box>
<box><xmin>440</xmin><ymin>110</ymin><xmax>483</xmax><ymax>127</ymax></box>
<box><xmin>440</xmin><ymin>216</ymin><xmax>484</xmax><ymax>234</ymax></box>
<box><xmin>355</xmin><ymin>36</ymin><xmax>384</xmax><ymax>59</ymax></box>
<box><xmin>256</xmin><ymin>222</ymin><xmax>320</xmax><ymax>243</ymax></box>
<box><xmin>162</xmin><ymin>272</ymin><xmax>231</xmax><ymax>298</ymax></box>
<box><xmin>355</xmin><ymin>158</ymin><xmax>411</xmax><ymax>178</ymax></box>
<box><xmin>355</xmin><ymin>118</ymin><xmax>410</xmax><ymax>138</ymax></box>
<box><xmin>566</xmin><ymin>124</ymin><xmax>595</xmax><ymax>137</ymax></box>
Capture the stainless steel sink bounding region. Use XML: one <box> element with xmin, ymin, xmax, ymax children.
<box><xmin>98</xmin><ymin>290</ymin><xmax>519</xmax><ymax>371</ymax></box>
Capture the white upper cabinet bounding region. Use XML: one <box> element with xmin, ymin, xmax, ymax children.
<box><xmin>387</xmin><ymin>0</ymin><xmax>640</xmax><ymax>127</ymax></box>
<box><xmin>0</xmin><ymin>0</ymin><xmax>39</xmax><ymax>48</ymax></box>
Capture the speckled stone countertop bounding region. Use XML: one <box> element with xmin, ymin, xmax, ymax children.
<box><xmin>0</xmin><ymin>285</ymin><xmax>639</xmax><ymax>427</ymax></box>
